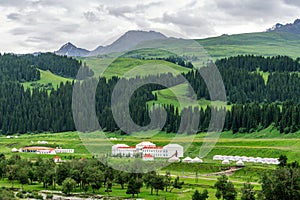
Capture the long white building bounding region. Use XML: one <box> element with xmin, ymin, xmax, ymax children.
<box><xmin>112</xmin><ymin>141</ymin><xmax>183</xmax><ymax>158</ymax></box>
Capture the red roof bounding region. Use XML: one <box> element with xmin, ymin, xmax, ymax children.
<box><xmin>54</xmin><ymin>156</ymin><xmax>60</xmax><ymax>159</ymax></box>
<box><xmin>143</xmin><ymin>154</ymin><xmax>153</xmax><ymax>158</ymax></box>
<box><xmin>117</xmin><ymin>146</ymin><xmax>135</xmax><ymax>149</ymax></box>
<box><xmin>22</xmin><ymin>146</ymin><xmax>55</xmax><ymax>151</ymax></box>
<box><xmin>143</xmin><ymin>146</ymin><xmax>163</xmax><ymax>149</ymax></box>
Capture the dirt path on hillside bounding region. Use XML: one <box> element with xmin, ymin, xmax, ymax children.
<box><xmin>202</xmin><ymin>167</ymin><xmax>243</xmax><ymax>176</ymax></box>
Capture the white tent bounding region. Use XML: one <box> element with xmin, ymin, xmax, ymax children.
<box><xmin>213</xmin><ymin>155</ymin><xmax>223</xmax><ymax>160</ymax></box>
<box><xmin>11</xmin><ymin>148</ymin><xmax>18</xmax><ymax>153</ymax></box>
<box><xmin>192</xmin><ymin>157</ymin><xmax>203</xmax><ymax>163</ymax></box>
<box><xmin>222</xmin><ymin>159</ymin><xmax>230</xmax><ymax>164</ymax></box>
<box><xmin>228</xmin><ymin>156</ymin><xmax>235</xmax><ymax>161</ymax></box>
<box><xmin>182</xmin><ymin>157</ymin><xmax>192</xmax><ymax>163</ymax></box>
<box><xmin>168</xmin><ymin>156</ymin><xmax>180</xmax><ymax>163</ymax></box>
<box><xmin>236</xmin><ymin>160</ymin><xmax>245</xmax><ymax>166</ymax></box>
<box><xmin>241</xmin><ymin>156</ymin><xmax>248</xmax><ymax>161</ymax></box>
<box><xmin>234</xmin><ymin>156</ymin><xmax>241</xmax><ymax>161</ymax></box>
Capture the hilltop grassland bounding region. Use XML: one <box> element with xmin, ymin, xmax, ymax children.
<box><xmin>84</xmin><ymin>57</ymin><xmax>191</xmax><ymax>79</ymax></box>
<box><xmin>198</xmin><ymin>31</ymin><xmax>300</xmax><ymax>60</ymax></box>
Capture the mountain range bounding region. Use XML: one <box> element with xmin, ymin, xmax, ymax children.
<box><xmin>55</xmin><ymin>30</ymin><xmax>167</xmax><ymax>57</ymax></box>
<box><xmin>267</xmin><ymin>19</ymin><xmax>300</xmax><ymax>34</ymax></box>
<box><xmin>55</xmin><ymin>19</ymin><xmax>300</xmax><ymax>57</ymax></box>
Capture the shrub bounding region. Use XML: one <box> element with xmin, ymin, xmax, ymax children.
<box><xmin>46</xmin><ymin>193</ymin><xmax>53</xmax><ymax>199</ymax></box>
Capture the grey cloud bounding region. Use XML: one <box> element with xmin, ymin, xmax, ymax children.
<box><xmin>10</xmin><ymin>28</ymin><xmax>32</xmax><ymax>35</ymax></box>
<box><xmin>283</xmin><ymin>0</ymin><xmax>300</xmax><ymax>7</ymax></box>
<box><xmin>107</xmin><ymin>2</ymin><xmax>161</xmax><ymax>18</ymax></box>
<box><xmin>214</xmin><ymin>0</ymin><xmax>294</xmax><ymax>21</ymax></box>
<box><xmin>157</xmin><ymin>11</ymin><xmax>216</xmax><ymax>37</ymax></box>
<box><xmin>55</xmin><ymin>24</ymin><xmax>79</xmax><ymax>33</ymax></box>
<box><xmin>0</xmin><ymin>0</ymin><xmax>29</xmax><ymax>7</ymax></box>
<box><xmin>7</xmin><ymin>13</ymin><xmax>21</xmax><ymax>20</ymax></box>
<box><xmin>83</xmin><ymin>11</ymin><xmax>100</xmax><ymax>22</ymax></box>
<box><xmin>26</xmin><ymin>35</ymin><xmax>55</xmax><ymax>43</ymax></box>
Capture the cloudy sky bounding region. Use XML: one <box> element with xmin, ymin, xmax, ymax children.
<box><xmin>1</xmin><ymin>0</ymin><xmax>300</xmax><ymax>53</ymax></box>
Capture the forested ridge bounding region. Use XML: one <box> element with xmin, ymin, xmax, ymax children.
<box><xmin>186</xmin><ymin>55</ymin><xmax>300</xmax><ymax>103</ymax></box>
<box><xmin>0</xmin><ymin>53</ymin><xmax>87</xmax><ymax>80</ymax></box>
<box><xmin>1</xmin><ymin>54</ymin><xmax>300</xmax><ymax>134</ymax></box>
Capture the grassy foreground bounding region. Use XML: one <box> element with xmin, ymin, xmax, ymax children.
<box><xmin>1</xmin><ymin>128</ymin><xmax>299</xmax><ymax>199</ymax></box>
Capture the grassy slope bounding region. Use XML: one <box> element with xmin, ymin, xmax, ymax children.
<box><xmin>197</xmin><ymin>31</ymin><xmax>300</xmax><ymax>60</ymax></box>
<box><xmin>84</xmin><ymin>57</ymin><xmax>190</xmax><ymax>79</ymax></box>
<box><xmin>148</xmin><ymin>83</ymin><xmax>231</xmax><ymax>110</ymax></box>
<box><xmin>22</xmin><ymin>69</ymin><xmax>72</xmax><ymax>89</ymax></box>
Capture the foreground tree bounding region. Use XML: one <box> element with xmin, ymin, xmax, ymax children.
<box><xmin>152</xmin><ymin>175</ymin><xmax>165</xmax><ymax>196</ymax></box>
<box><xmin>62</xmin><ymin>178</ymin><xmax>76</xmax><ymax>195</ymax></box>
<box><xmin>278</xmin><ymin>155</ymin><xmax>288</xmax><ymax>167</ymax></box>
<box><xmin>223</xmin><ymin>181</ymin><xmax>237</xmax><ymax>200</ymax></box>
<box><xmin>86</xmin><ymin>167</ymin><xmax>104</xmax><ymax>193</ymax></box>
<box><xmin>115</xmin><ymin>171</ymin><xmax>128</xmax><ymax>189</ymax></box>
<box><xmin>241</xmin><ymin>182</ymin><xmax>256</xmax><ymax>200</ymax></box>
<box><xmin>192</xmin><ymin>189</ymin><xmax>209</xmax><ymax>200</ymax></box>
<box><xmin>261</xmin><ymin>167</ymin><xmax>300</xmax><ymax>200</ymax></box>
<box><xmin>7</xmin><ymin>165</ymin><xmax>18</xmax><ymax>189</ymax></box>
<box><xmin>215</xmin><ymin>175</ymin><xmax>237</xmax><ymax>200</ymax></box>
<box><xmin>126</xmin><ymin>178</ymin><xmax>143</xmax><ymax>197</ymax></box>
<box><xmin>169</xmin><ymin>176</ymin><xmax>184</xmax><ymax>192</ymax></box>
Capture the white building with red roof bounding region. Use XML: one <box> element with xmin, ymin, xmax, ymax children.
<box><xmin>53</xmin><ymin>156</ymin><xmax>61</xmax><ymax>163</ymax></box>
<box><xmin>111</xmin><ymin>141</ymin><xmax>183</xmax><ymax>158</ymax></box>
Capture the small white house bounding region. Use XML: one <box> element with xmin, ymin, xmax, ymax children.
<box><xmin>53</xmin><ymin>156</ymin><xmax>61</xmax><ymax>163</ymax></box>
<box><xmin>222</xmin><ymin>159</ymin><xmax>230</xmax><ymax>165</ymax></box>
<box><xmin>11</xmin><ymin>148</ymin><xmax>19</xmax><ymax>153</ymax></box>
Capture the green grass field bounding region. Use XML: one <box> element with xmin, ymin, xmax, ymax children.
<box><xmin>2</xmin><ymin>126</ymin><xmax>300</xmax><ymax>165</ymax></box>
<box><xmin>84</xmin><ymin>57</ymin><xmax>191</xmax><ymax>79</ymax></box>
<box><xmin>197</xmin><ymin>31</ymin><xmax>300</xmax><ymax>60</ymax></box>
<box><xmin>2</xmin><ymin>128</ymin><xmax>295</xmax><ymax>199</ymax></box>
<box><xmin>22</xmin><ymin>69</ymin><xmax>72</xmax><ymax>90</ymax></box>
<box><xmin>148</xmin><ymin>83</ymin><xmax>231</xmax><ymax>111</ymax></box>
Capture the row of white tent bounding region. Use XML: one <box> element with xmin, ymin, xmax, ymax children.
<box><xmin>214</xmin><ymin>155</ymin><xmax>280</xmax><ymax>165</ymax></box>
<box><xmin>168</xmin><ymin>156</ymin><xmax>203</xmax><ymax>163</ymax></box>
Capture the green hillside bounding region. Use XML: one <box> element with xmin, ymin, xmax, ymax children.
<box><xmin>197</xmin><ymin>31</ymin><xmax>300</xmax><ymax>60</ymax></box>
<box><xmin>84</xmin><ymin>57</ymin><xmax>191</xmax><ymax>79</ymax></box>
<box><xmin>148</xmin><ymin>83</ymin><xmax>230</xmax><ymax>110</ymax></box>
<box><xmin>22</xmin><ymin>69</ymin><xmax>72</xmax><ymax>90</ymax></box>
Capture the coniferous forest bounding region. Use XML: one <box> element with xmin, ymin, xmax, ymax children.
<box><xmin>1</xmin><ymin>53</ymin><xmax>300</xmax><ymax>134</ymax></box>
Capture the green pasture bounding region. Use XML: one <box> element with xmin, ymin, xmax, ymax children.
<box><xmin>22</xmin><ymin>69</ymin><xmax>72</xmax><ymax>90</ymax></box>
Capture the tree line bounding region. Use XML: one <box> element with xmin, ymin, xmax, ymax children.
<box><xmin>2</xmin><ymin>73</ymin><xmax>300</xmax><ymax>134</ymax></box>
<box><xmin>0</xmin><ymin>153</ymin><xmax>297</xmax><ymax>199</ymax></box>
<box><xmin>0</xmin><ymin>53</ymin><xmax>89</xmax><ymax>80</ymax></box>
<box><xmin>1</xmin><ymin>54</ymin><xmax>300</xmax><ymax>134</ymax></box>
<box><xmin>0</xmin><ymin>154</ymin><xmax>185</xmax><ymax>198</ymax></box>
<box><xmin>185</xmin><ymin>55</ymin><xmax>300</xmax><ymax>103</ymax></box>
